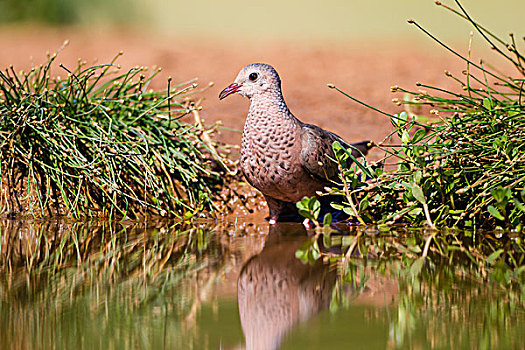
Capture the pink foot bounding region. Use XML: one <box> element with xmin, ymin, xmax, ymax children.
<box><xmin>302</xmin><ymin>218</ymin><xmax>314</xmax><ymax>229</ymax></box>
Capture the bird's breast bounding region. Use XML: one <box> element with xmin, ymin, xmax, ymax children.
<box><xmin>240</xmin><ymin>117</ymin><xmax>323</xmax><ymax>202</ymax></box>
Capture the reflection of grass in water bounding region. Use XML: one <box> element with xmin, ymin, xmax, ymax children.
<box><xmin>0</xmin><ymin>43</ymin><xmax>235</xmax><ymax>218</ymax></box>
<box><xmin>308</xmin><ymin>227</ymin><xmax>525</xmax><ymax>349</ymax></box>
<box><xmin>292</xmin><ymin>256</ymin><xmax>525</xmax><ymax>349</ymax></box>
<box><xmin>0</xmin><ymin>219</ymin><xmax>232</xmax><ymax>348</ymax></box>
<box><xmin>1</xmin><ymin>220</ymin><xmax>523</xmax><ymax>348</ymax></box>
<box><xmin>0</xmin><ymin>219</ymin><xmax>222</xmax><ymax>286</ymax></box>
<box><xmin>299</xmin><ymin>224</ymin><xmax>525</xmax><ymax>290</ymax></box>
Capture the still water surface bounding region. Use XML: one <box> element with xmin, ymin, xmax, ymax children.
<box><xmin>0</xmin><ymin>219</ymin><xmax>523</xmax><ymax>349</ymax></box>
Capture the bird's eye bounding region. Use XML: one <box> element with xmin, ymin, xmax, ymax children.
<box><xmin>249</xmin><ymin>72</ymin><xmax>258</xmax><ymax>81</ymax></box>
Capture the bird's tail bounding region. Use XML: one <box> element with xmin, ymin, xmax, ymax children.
<box><xmin>349</xmin><ymin>140</ymin><xmax>374</xmax><ymax>157</ymax></box>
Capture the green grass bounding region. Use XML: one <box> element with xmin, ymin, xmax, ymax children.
<box><xmin>314</xmin><ymin>0</ymin><xmax>525</xmax><ymax>230</ymax></box>
<box><xmin>296</xmin><ymin>1</ymin><xmax>525</xmax><ymax>282</ymax></box>
<box><xmin>0</xmin><ymin>43</ymin><xmax>234</xmax><ymax>219</ymax></box>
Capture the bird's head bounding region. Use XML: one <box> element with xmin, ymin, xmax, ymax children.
<box><xmin>219</xmin><ymin>63</ymin><xmax>282</xmax><ymax>100</ymax></box>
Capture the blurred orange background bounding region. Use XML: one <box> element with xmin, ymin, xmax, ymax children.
<box><xmin>1</xmin><ymin>0</ymin><xmax>523</xmax><ymax>146</ymax></box>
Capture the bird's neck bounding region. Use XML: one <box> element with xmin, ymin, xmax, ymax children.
<box><xmin>247</xmin><ymin>92</ymin><xmax>293</xmax><ymax>125</ymax></box>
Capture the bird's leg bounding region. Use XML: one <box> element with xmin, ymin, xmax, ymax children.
<box><xmin>263</xmin><ymin>195</ymin><xmax>301</xmax><ymax>223</ymax></box>
<box><xmin>302</xmin><ymin>218</ymin><xmax>316</xmax><ymax>230</ymax></box>
<box><xmin>264</xmin><ymin>195</ymin><xmax>285</xmax><ymax>224</ymax></box>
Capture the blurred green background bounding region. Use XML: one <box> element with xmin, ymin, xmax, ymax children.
<box><xmin>1</xmin><ymin>0</ymin><xmax>524</xmax><ymax>43</ymax></box>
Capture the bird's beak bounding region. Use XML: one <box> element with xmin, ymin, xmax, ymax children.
<box><xmin>219</xmin><ymin>82</ymin><xmax>242</xmax><ymax>100</ymax></box>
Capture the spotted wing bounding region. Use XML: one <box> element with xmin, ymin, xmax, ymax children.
<box><xmin>300</xmin><ymin>124</ymin><xmax>341</xmax><ymax>182</ymax></box>
<box><xmin>300</xmin><ymin>124</ymin><xmax>372</xmax><ymax>182</ymax></box>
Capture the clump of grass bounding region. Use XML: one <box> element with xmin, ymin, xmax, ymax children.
<box><xmin>319</xmin><ymin>0</ymin><xmax>525</xmax><ymax>230</ymax></box>
<box><xmin>0</xmin><ymin>43</ymin><xmax>234</xmax><ymax>219</ymax></box>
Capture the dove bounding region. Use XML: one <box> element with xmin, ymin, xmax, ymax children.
<box><xmin>220</xmin><ymin>63</ymin><xmax>371</xmax><ymax>223</ymax></box>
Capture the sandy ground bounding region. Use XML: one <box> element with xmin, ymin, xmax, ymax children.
<box><xmin>0</xmin><ymin>26</ymin><xmax>466</xmax><ymax>148</ymax></box>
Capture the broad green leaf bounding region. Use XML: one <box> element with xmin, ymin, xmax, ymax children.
<box><xmin>312</xmin><ymin>199</ymin><xmax>321</xmax><ymax>219</ymax></box>
<box><xmin>296</xmin><ymin>197</ymin><xmax>310</xmax><ymax>211</ymax></box>
<box><xmin>412</xmin><ymin>184</ymin><xmax>426</xmax><ymax>204</ymax></box>
<box><xmin>410</xmin><ymin>257</ymin><xmax>425</xmax><ymax>276</ymax></box>
<box><xmin>298</xmin><ymin>209</ymin><xmax>315</xmax><ymax>221</ymax></box>
<box><xmin>411</xmin><ymin>128</ymin><xmax>427</xmax><ymax>143</ymax></box>
<box><xmin>487</xmin><ymin>205</ymin><xmax>505</xmax><ymax>221</ymax></box>
<box><xmin>401</xmin><ymin>130</ymin><xmax>410</xmax><ymax>144</ymax></box>
<box><xmin>359</xmin><ymin>198</ymin><xmax>369</xmax><ymax>212</ymax></box>
<box><xmin>323</xmin><ymin>213</ymin><xmax>333</xmax><ymax>227</ymax></box>
<box><xmin>513</xmin><ymin>198</ymin><xmax>525</xmax><ymax>213</ymax></box>
<box><xmin>483</xmin><ymin>98</ymin><xmax>493</xmax><ymax>110</ymax></box>
<box><xmin>343</xmin><ymin>206</ymin><xmax>357</xmax><ymax>216</ymax></box>
<box><xmin>297</xmin><ymin>197</ymin><xmax>321</xmax><ymax>220</ymax></box>
<box><xmin>487</xmin><ymin>249</ymin><xmax>504</xmax><ymax>264</ymax></box>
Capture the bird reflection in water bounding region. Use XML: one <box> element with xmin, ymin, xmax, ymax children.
<box><xmin>237</xmin><ymin>223</ymin><xmax>336</xmax><ymax>350</ymax></box>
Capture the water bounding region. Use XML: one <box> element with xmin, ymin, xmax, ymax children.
<box><xmin>0</xmin><ymin>219</ymin><xmax>523</xmax><ymax>349</ymax></box>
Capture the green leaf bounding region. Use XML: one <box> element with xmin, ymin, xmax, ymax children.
<box><xmin>410</xmin><ymin>257</ymin><xmax>425</xmax><ymax>276</ymax></box>
<box><xmin>297</xmin><ymin>197</ymin><xmax>321</xmax><ymax>220</ymax></box>
<box><xmin>408</xmin><ymin>208</ymin><xmax>423</xmax><ymax>216</ymax></box>
<box><xmin>401</xmin><ymin>130</ymin><xmax>410</xmax><ymax>144</ymax></box>
<box><xmin>411</xmin><ymin>128</ymin><xmax>427</xmax><ymax>143</ymax></box>
<box><xmin>487</xmin><ymin>249</ymin><xmax>504</xmax><ymax>264</ymax></box>
<box><xmin>412</xmin><ymin>184</ymin><xmax>426</xmax><ymax>204</ymax></box>
<box><xmin>343</xmin><ymin>206</ymin><xmax>357</xmax><ymax>217</ymax></box>
<box><xmin>487</xmin><ymin>205</ymin><xmax>505</xmax><ymax>221</ymax></box>
<box><xmin>323</xmin><ymin>213</ymin><xmax>333</xmax><ymax>227</ymax></box>
<box><xmin>311</xmin><ymin>199</ymin><xmax>321</xmax><ymax>220</ymax></box>
<box><xmin>296</xmin><ymin>197</ymin><xmax>310</xmax><ymax>211</ymax></box>
<box><xmin>414</xmin><ymin>170</ymin><xmax>422</xmax><ymax>185</ymax></box>
<box><xmin>298</xmin><ymin>209</ymin><xmax>315</xmax><ymax>221</ymax></box>
<box><xmin>513</xmin><ymin>198</ymin><xmax>525</xmax><ymax>213</ymax></box>
<box><xmin>483</xmin><ymin>98</ymin><xmax>493</xmax><ymax>110</ymax></box>
<box><xmin>401</xmin><ymin>181</ymin><xmax>413</xmax><ymax>190</ymax></box>
<box><xmin>358</xmin><ymin>198</ymin><xmax>369</xmax><ymax>212</ymax></box>
<box><xmin>408</xmin><ymin>245</ymin><xmax>422</xmax><ymax>253</ymax></box>
<box><xmin>332</xmin><ymin>140</ymin><xmax>343</xmax><ymax>151</ymax></box>
<box><xmin>330</xmin><ymin>203</ymin><xmax>345</xmax><ymax>210</ymax></box>
<box><xmin>491</xmin><ymin>186</ymin><xmax>512</xmax><ymax>204</ymax></box>
<box><xmin>311</xmin><ymin>241</ymin><xmax>321</xmax><ymax>261</ymax></box>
